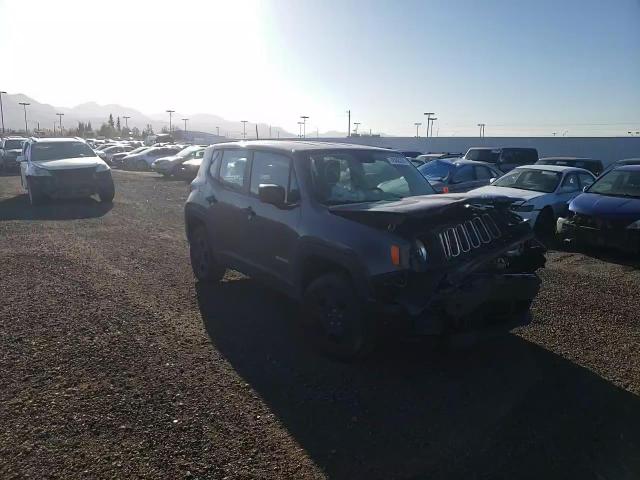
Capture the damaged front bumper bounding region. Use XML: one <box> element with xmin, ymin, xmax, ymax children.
<box><xmin>557</xmin><ymin>216</ymin><xmax>640</xmax><ymax>254</ymax></box>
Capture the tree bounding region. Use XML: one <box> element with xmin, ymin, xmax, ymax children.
<box><xmin>116</xmin><ymin>116</ymin><xmax>121</xmax><ymax>132</ymax></box>
<box><xmin>131</xmin><ymin>126</ymin><xmax>141</xmax><ymax>138</ymax></box>
<box><xmin>160</xmin><ymin>126</ymin><xmax>170</xmax><ymax>134</ymax></box>
<box><xmin>143</xmin><ymin>124</ymin><xmax>154</xmax><ymax>136</ymax></box>
<box><xmin>108</xmin><ymin>114</ymin><xmax>115</xmax><ymax>128</ymax></box>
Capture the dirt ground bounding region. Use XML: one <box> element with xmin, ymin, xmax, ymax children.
<box><xmin>1</xmin><ymin>170</ymin><xmax>639</xmax><ymax>479</ymax></box>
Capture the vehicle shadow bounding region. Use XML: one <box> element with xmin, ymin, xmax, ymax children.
<box><xmin>554</xmin><ymin>241</ymin><xmax>640</xmax><ymax>269</ymax></box>
<box><xmin>0</xmin><ymin>194</ymin><xmax>113</xmax><ymax>221</ymax></box>
<box><xmin>196</xmin><ymin>279</ymin><xmax>640</xmax><ymax>480</ymax></box>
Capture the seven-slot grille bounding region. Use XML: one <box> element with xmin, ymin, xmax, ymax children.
<box><xmin>438</xmin><ymin>213</ymin><xmax>502</xmax><ymax>260</ymax></box>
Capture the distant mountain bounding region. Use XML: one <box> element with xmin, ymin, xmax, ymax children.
<box><xmin>0</xmin><ymin>93</ymin><xmax>296</xmax><ymax>138</ymax></box>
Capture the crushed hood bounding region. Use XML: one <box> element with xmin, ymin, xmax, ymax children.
<box><xmin>329</xmin><ymin>193</ymin><xmax>519</xmax><ymax>229</ymax></box>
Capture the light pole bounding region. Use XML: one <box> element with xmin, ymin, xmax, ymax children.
<box><xmin>300</xmin><ymin>115</ymin><xmax>309</xmax><ymax>138</ymax></box>
<box><xmin>430</xmin><ymin>117</ymin><xmax>437</xmax><ymax>138</ymax></box>
<box><xmin>56</xmin><ymin>113</ymin><xmax>64</xmax><ymax>135</ymax></box>
<box><xmin>123</xmin><ymin>116</ymin><xmax>130</xmax><ymax>129</ymax></box>
<box><xmin>0</xmin><ymin>90</ymin><xmax>6</xmax><ymax>134</ymax></box>
<box><xmin>241</xmin><ymin>120</ymin><xmax>248</xmax><ymax>139</ymax></box>
<box><xmin>477</xmin><ymin>123</ymin><xmax>485</xmax><ymax>138</ymax></box>
<box><xmin>297</xmin><ymin>121</ymin><xmax>304</xmax><ymax>138</ymax></box>
<box><xmin>414</xmin><ymin>122</ymin><xmax>422</xmax><ymax>138</ymax></box>
<box><xmin>353</xmin><ymin>122</ymin><xmax>361</xmax><ymax>135</ymax></box>
<box><xmin>166</xmin><ymin>109</ymin><xmax>175</xmax><ymax>133</ymax></box>
<box><xmin>182</xmin><ymin>118</ymin><xmax>189</xmax><ymax>133</ymax></box>
<box><xmin>347</xmin><ymin>109</ymin><xmax>351</xmax><ymax>137</ymax></box>
<box><xmin>216</xmin><ymin>126</ymin><xmax>220</xmax><ymax>136</ymax></box>
<box><xmin>424</xmin><ymin>112</ymin><xmax>434</xmax><ymax>138</ymax></box>
<box><xmin>19</xmin><ymin>102</ymin><xmax>30</xmax><ymax>135</ymax></box>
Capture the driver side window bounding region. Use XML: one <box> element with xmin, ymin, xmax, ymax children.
<box><xmin>561</xmin><ymin>173</ymin><xmax>579</xmax><ymax>192</ymax></box>
<box><xmin>452</xmin><ymin>166</ymin><xmax>475</xmax><ymax>183</ymax></box>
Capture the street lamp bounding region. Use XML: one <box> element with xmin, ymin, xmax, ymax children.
<box><xmin>123</xmin><ymin>116</ymin><xmax>131</xmax><ymax>129</ymax></box>
<box><xmin>216</xmin><ymin>126</ymin><xmax>220</xmax><ymax>136</ymax></box>
<box><xmin>300</xmin><ymin>115</ymin><xmax>309</xmax><ymax>138</ymax></box>
<box><xmin>0</xmin><ymin>91</ymin><xmax>6</xmax><ymax>134</ymax></box>
<box><xmin>166</xmin><ymin>109</ymin><xmax>175</xmax><ymax>132</ymax></box>
<box><xmin>353</xmin><ymin>122</ymin><xmax>361</xmax><ymax>134</ymax></box>
<box><xmin>414</xmin><ymin>122</ymin><xmax>422</xmax><ymax>138</ymax></box>
<box><xmin>423</xmin><ymin>112</ymin><xmax>434</xmax><ymax>138</ymax></box>
<box><xmin>19</xmin><ymin>102</ymin><xmax>30</xmax><ymax>134</ymax></box>
<box><xmin>477</xmin><ymin>123</ymin><xmax>485</xmax><ymax>138</ymax></box>
<box><xmin>346</xmin><ymin>109</ymin><xmax>351</xmax><ymax>137</ymax></box>
<box><xmin>297</xmin><ymin>121</ymin><xmax>304</xmax><ymax>138</ymax></box>
<box><xmin>56</xmin><ymin>113</ymin><xmax>64</xmax><ymax>135</ymax></box>
<box><xmin>182</xmin><ymin>118</ymin><xmax>189</xmax><ymax>133</ymax></box>
<box><xmin>241</xmin><ymin>120</ymin><xmax>248</xmax><ymax>139</ymax></box>
<box><xmin>429</xmin><ymin>117</ymin><xmax>438</xmax><ymax>137</ymax></box>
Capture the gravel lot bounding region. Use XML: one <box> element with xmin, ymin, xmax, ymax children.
<box><xmin>1</xmin><ymin>170</ymin><xmax>639</xmax><ymax>479</ymax></box>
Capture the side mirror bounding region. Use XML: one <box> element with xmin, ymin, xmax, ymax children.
<box><xmin>17</xmin><ymin>155</ymin><xmax>25</xmax><ymax>162</ymax></box>
<box><xmin>489</xmin><ymin>177</ymin><xmax>496</xmax><ymax>184</ymax></box>
<box><xmin>583</xmin><ymin>185</ymin><xmax>590</xmax><ymax>192</ymax></box>
<box><xmin>258</xmin><ymin>184</ymin><xmax>286</xmax><ymax>207</ymax></box>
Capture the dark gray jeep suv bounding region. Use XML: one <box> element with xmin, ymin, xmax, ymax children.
<box><xmin>185</xmin><ymin>141</ymin><xmax>545</xmax><ymax>359</ymax></box>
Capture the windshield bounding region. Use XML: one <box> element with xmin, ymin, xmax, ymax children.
<box><xmin>417</xmin><ymin>159</ymin><xmax>454</xmax><ymax>180</ymax></box>
<box><xmin>309</xmin><ymin>150</ymin><xmax>435</xmax><ymax>205</ymax></box>
<box><xmin>31</xmin><ymin>142</ymin><xmax>97</xmax><ymax>161</ymax></box>
<box><xmin>465</xmin><ymin>149</ymin><xmax>500</xmax><ymax>162</ymax></box>
<box><xmin>588</xmin><ymin>170</ymin><xmax>640</xmax><ymax>198</ymax></box>
<box><xmin>493</xmin><ymin>168</ymin><xmax>561</xmax><ymax>193</ymax></box>
<box><xmin>4</xmin><ymin>139</ymin><xmax>25</xmax><ymax>150</ymax></box>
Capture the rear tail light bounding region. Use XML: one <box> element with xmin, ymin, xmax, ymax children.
<box><xmin>442</xmin><ymin>186</ymin><xmax>449</xmax><ymax>194</ymax></box>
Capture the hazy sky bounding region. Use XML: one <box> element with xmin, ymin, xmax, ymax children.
<box><xmin>1</xmin><ymin>0</ymin><xmax>639</xmax><ymax>136</ymax></box>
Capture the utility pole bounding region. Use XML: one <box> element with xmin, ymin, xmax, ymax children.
<box><xmin>414</xmin><ymin>122</ymin><xmax>422</xmax><ymax>138</ymax></box>
<box><xmin>269</xmin><ymin>125</ymin><xmax>272</xmax><ymax>138</ymax></box>
<box><xmin>241</xmin><ymin>120</ymin><xmax>248</xmax><ymax>139</ymax></box>
<box><xmin>166</xmin><ymin>109</ymin><xmax>175</xmax><ymax>132</ymax></box>
<box><xmin>297</xmin><ymin>121</ymin><xmax>303</xmax><ymax>138</ymax></box>
<box><xmin>300</xmin><ymin>115</ymin><xmax>309</xmax><ymax>138</ymax></box>
<box><xmin>56</xmin><ymin>113</ymin><xmax>64</xmax><ymax>135</ymax></box>
<box><xmin>424</xmin><ymin>112</ymin><xmax>434</xmax><ymax>138</ymax></box>
<box><xmin>19</xmin><ymin>102</ymin><xmax>30</xmax><ymax>135</ymax></box>
<box><xmin>0</xmin><ymin>91</ymin><xmax>6</xmax><ymax>134</ymax></box>
<box><xmin>216</xmin><ymin>126</ymin><xmax>220</xmax><ymax>136</ymax></box>
<box><xmin>353</xmin><ymin>122</ymin><xmax>361</xmax><ymax>135</ymax></box>
<box><xmin>255</xmin><ymin>124</ymin><xmax>259</xmax><ymax>139</ymax></box>
<box><xmin>123</xmin><ymin>116</ymin><xmax>130</xmax><ymax>129</ymax></box>
<box><xmin>477</xmin><ymin>123</ymin><xmax>485</xmax><ymax>138</ymax></box>
<box><xmin>430</xmin><ymin>118</ymin><xmax>437</xmax><ymax>138</ymax></box>
<box><xmin>347</xmin><ymin>109</ymin><xmax>351</xmax><ymax>137</ymax></box>
<box><xmin>182</xmin><ymin>118</ymin><xmax>189</xmax><ymax>134</ymax></box>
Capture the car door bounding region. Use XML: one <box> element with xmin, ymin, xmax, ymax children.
<box><xmin>448</xmin><ymin>165</ymin><xmax>476</xmax><ymax>192</ymax></box>
<box><xmin>554</xmin><ymin>172</ymin><xmax>581</xmax><ymax>215</ymax></box>
<box><xmin>242</xmin><ymin>150</ymin><xmax>301</xmax><ymax>285</ymax></box>
<box><xmin>206</xmin><ymin>148</ymin><xmax>254</xmax><ymax>270</ymax></box>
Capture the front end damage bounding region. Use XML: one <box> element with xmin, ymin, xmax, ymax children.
<box><xmin>365</xmin><ymin>195</ymin><xmax>546</xmax><ymax>337</ymax></box>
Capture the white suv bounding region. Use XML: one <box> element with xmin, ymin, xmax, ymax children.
<box><xmin>19</xmin><ymin>137</ymin><xmax>115</xmax><ymax>205</ymax></box>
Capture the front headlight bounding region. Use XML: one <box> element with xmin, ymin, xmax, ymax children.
<box><xmin>31</xmin><ymin>164</ymin><xmax>52</xmax><ymax>176</ymax></box>
<box><xmin>410</xmin><ymin>239</ymin><xmax>429</xmax><ymax>271</ymax></box>
<box><xmin>626</xmin><ymin>219</ymin><xmax>640</xmax><ymax>230</ymax></box>
<box><xmin>95</xmin><ymin>163</ymin><xmax>110</xmax><ymax>172</ymax></box>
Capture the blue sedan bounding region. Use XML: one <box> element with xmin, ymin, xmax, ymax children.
<box><xmin>557</xmin><ymin>165</ymin><xmax>640</xmax><ymax>253</ymax></box>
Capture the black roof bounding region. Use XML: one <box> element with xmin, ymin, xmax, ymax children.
<box><xmin>210</xmin><ymin>140</ymin><xmax>393</xmax><ymax>153</ymax></box>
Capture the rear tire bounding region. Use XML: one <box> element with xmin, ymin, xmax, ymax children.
<box><xmin>189</xmin><ymin>225</ymin><xmax>226</xmax><ymax>282</ymax></box>
<box><xmin>27</xmin><ymin>178</ymin><xmax>45</xmax><ymax>206</ymax></box>
<box><xmin>302</xmin><ymin>272</ymin><xmax>377</xmax><ymax>361</ymax></box>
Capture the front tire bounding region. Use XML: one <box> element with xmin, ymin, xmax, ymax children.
<box><xmin>302</xmin><ymin>272</ymin><xmax>376</xmax><ymax>361</ymax></box>
<box><xmin>189</xmin><ymin>225</ymin><xmax>226</xmax><ymax>282</ymax></box>
<box><xmin>98</xmin><ymin>175</ymin><xmax>115</xmax><ymax>203</ymax></box>
<box><xmin>27</xmin><ymin>178</ymin><xmax>45</xmax><ymax>206</ymax></box>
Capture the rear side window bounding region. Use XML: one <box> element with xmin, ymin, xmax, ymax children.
<box><xmin>219</xmin><ymin>149</ymin><xmax>249</xmax><ymax>188</ymax></box>
<box><xmin>452</xmin><ymin>165</ymin><xmax>475</xmax><ymax>183</ymax></box>
<box><xmin>208</xmin><ymin>150</ymin><xmax>222</xmax><ymax>178</ymax></box>
<box><xmin>506</xmin><ymin>149</ymin><xmax>538</xmax><ymax>165</ymax></box>
<box><xmin>578</xmin><ymin>173</ymin><xmax>595</xmax><ymax>189</ymax></box>
<box><xmin>250</xmin><ymin>151</ymin><xmax>291</xmax><ymax>195</ymax></box>
<box><xmin>474</xmin><ymin>166</ymin><xmax>493</xmax><ymax>180</ymax></box>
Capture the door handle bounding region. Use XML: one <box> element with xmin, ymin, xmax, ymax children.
<box><xmin>243</xmin><ymin>206</ymin><xmax>256</xmax><ymax>220</ymax></box>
